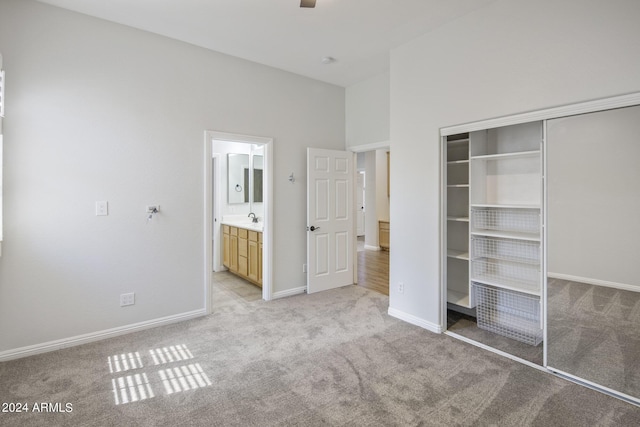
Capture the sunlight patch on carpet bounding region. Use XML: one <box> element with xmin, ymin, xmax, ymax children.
<box><xmin>108</xmin><ymin>344</ymin><xmax>210</xmax><ymax>405</ymax></box>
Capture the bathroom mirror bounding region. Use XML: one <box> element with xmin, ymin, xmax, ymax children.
<box><xmin>253</xmin><ymin>155</ymin><xmax>263</xmax><ymax>204</ymax></box>
<box><xmin>228</xmin><ymin>153</ymin><xmax>249</xmax><ymax>204</ymax></box>
<box><xmin>546</xmin><ymin>104</ymin><xmax>640</xmax><ymax>400</ymax></box>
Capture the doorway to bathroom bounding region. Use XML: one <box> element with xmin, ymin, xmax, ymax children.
<box><xmin>204</xmin><ymin>131</ymin><xmax>273</xmax><ymax>311</ymax></box>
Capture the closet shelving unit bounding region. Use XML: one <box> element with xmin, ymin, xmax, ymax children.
<box><xmin>468</xmin><ymin>122</ymin><xmax>544</xmax><ymax>345</ymax></box>
<box><xmin>444</xmin><ymin>121</ymin><xmax>544</xmax><ymax>346</ymax></box>
<box><xmin>445</xmin><ymin>134</ymin><xmax>472</xmax><ymax>308</ymax></box>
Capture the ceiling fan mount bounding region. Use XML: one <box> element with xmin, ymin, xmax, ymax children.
<box><xmin>300</xmin><ymin>0</ymin><xmax>316</xmax><ymax>8</ymax></box>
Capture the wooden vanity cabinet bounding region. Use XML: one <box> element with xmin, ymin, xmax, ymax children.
<box><xmin>237</xmin><ymin>228</ymin><xmax>248</xmax><ymax>276</ymax></box>
<box><xmin>223</xmin><ymin>225</ymin><xmax>262</xmax><ymax>287</ymax></box>
<box><xmin>379</xmin><ymin>220</ymin><xmax>390</xmax><ymax>250</ymax></box>
<box><xmin>248</xmin><ymin>231</ymin><xmax>260</xmax><ymax>284</ymax></box>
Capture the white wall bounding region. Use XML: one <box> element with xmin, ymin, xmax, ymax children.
<box><xmin>0</xmin><ymin>0</ymin><xmax>344</xmax><ymax>355</ymax></box>
<box><xmin>389</xmin><ymin>0</ymin><xmax>640</xmax><ymax>329</ymax></box>
<box><xmin>346</xmin><ymin>72</ymin><xmax>390</xmax><ymax>147</ymax></box>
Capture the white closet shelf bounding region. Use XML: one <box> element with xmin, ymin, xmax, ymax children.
<box><xmin>447</xmin><ymin>249</ymin><xmax>469</xmax><ymax>260</ymax></box>
<box><xmin>447</xmin><ymin>289</ymin><xmax>471</xmax><ymax>307</ymax></box>
<box><xmin>447</xmin><ymin>184</ymin><xmax>469</xmax><ymax>188</ymax></box>
<box><xmin>470</xmin><ymin>276</ymin><xmax>541</xmax><ymax>296</ymax></box>
<box><xmin>471</xmin><ymin>230</ymin><xmax>540</xmax><ymax>242</ymax></box>
<box><xmin>447</xmin><ymin>138</ymin><xmax>469</xmax><ymax>145</ymax></box>
<box><xmin>447</xmin><ymin>216</ymin><xmax>469</xmax><ymax>222</ymax></box>
<box><xmin>470</xmin><ymin>150</ymin><xmax>540</xmax><ymax>161</ymax></box>
<box><xmin>447</xmin><ymin>159</ymin><xmax>470</xmax><ymax>165</ymax></box>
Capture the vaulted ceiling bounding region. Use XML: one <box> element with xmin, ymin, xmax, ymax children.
<box><xmin>37</xmin><ymin>0</ymin><xmax>496</xmax><ymax>87</ymax></box>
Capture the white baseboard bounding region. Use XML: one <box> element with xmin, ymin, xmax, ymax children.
<box><xmin>388</xmin><ymin>307</ymin><xmax>442</xmax><ymax>334</ymax></box>
<box><xmin>0</xmin><ymin>309</ymin><xmax>206</xmax><ymax>362</ymax></box>
<box><xmin>548</xmin><ymin>272</ymin><xmax>640</xmax><ymax>293</ymax></box>
<box><xmin>272</xmin><ymin>286</ymin><xmax>306</xmax><ymax>299</ymax></box>
<box><xmin>364</xmin><ymin>245</ymin><xmax>381</xmax><ymax>251</ymax></box>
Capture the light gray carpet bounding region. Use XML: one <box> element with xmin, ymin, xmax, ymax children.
<box><xmin>447</xmin><ymin>309</ymin><xmax>544</xmax><ymax>366</ymax></box>
<box><xmin>1</xmin><ymin>272</ymin><xmax>639</xmax><ymax>426</ymax></box>
<box><xmin>547</xmin><ymin>278</ymin><xmax>640</xmax><ymax>401</ymax></box>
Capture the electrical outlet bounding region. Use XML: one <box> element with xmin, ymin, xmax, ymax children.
<box><xmin>120</xmin><ymin>292</ymin><xmax>135</xmax><ymax>307</ymax></box>
<box><xmin>398</xmin><ymin>282</ymin><xmax>404</xmax><ymax>294</ymax></box>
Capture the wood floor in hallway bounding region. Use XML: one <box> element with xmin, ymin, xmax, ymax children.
<box><xmin>357</xmin><ymin>248</ymin><xmax>389</xmax><ymax>296</ymax></box>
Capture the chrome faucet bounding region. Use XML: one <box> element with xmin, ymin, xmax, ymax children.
<box><xmin>248</xmin><ymin>212</ymin><xmax>258</xmax><ymax>223</ymax></box>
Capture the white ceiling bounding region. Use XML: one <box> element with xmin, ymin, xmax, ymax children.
<box><xmin>37</xmin><ymin>0</ymin><xmax>495</xmax><ymax>87</ymax></box>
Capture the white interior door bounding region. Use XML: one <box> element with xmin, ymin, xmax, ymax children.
<box><xmin>307</xmin><ymin>148</ymin><xmax>355</xmax><ymax>294</ymax></box>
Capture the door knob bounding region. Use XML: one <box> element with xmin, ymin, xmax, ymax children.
<box><xmin>309</xmin><ymin>226</ymin><xmax>320</xmax><ymax>231</ymax></box>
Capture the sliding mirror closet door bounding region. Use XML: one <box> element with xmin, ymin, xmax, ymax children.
<box><xmin>547</xmin><ymin>104</ymin><xmax>640</xmax><ymax>401</ymax></box>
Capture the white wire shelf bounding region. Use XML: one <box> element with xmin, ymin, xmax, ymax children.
<box><xmin>447</xmin><ymin>216</ymin><xmax>469</xmax><ymax>222</ymax></box>
<box><xmin>471</xmin><ymin>258</ymin><xmax>541</xmax><ymax>296</ymax></box>
<box><xmin>471</xmin><ymin>204</ymin><xmax>540</xmax><ymax>210</ymax></box>
<box><xmin>471</xmin><ymin>230</ymin><xmax>540</xmax><ymax>242</ymax></box>
<box><xmin>471</xmin><ymin>207</ymin><xmax>540</xmax><ymax>235</ymax></box>
<box><xmin>471</xmin><ymin>236</ymin><xmax>539</xmax><ymax>265</ymax></box>
<box><xmin>473</xmin><ymin>282</ymin><xmax>542</xmax><ymax>346</ymax></box>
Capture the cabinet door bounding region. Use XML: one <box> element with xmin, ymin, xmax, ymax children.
<box><xmin>238</xmin><ymin>255</ymin><xmax>248</xmax><ymax>276</ymax></box>
<box><xmin>379</xmin><ymin>221</ymin><xmax>390</xmax><ymax>249</ymax></box>
<box><xmin>248</xmin><ymin>240</ymin><xmax>259</xmax><ymax>282</ymax></box>
<box><xmin>223</xmin><ymin>232</ymin><xmax>230</xmax><ymax>268</ymax></box>
<box><xmin>258</xmin><ymin>242</ymin><xmax>263</xmax><ymax>285</ymax></box>
<box><xmin>230</xmin><ymin>234</ymin><xmax>238</xmax><ymax>272</ymax></box>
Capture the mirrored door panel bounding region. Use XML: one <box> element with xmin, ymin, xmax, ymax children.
<box><xmin>547</xmin><ymin>104</ymin><xmax>640</xmax><ymax>400</ymax></box>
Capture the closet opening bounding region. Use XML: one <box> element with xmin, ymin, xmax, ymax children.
<box><xmin>443</xmin><ymin>122</ymin><xmax>544</xmax><ymax>367</ymax></box>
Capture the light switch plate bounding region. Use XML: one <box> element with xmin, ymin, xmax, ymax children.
<box><xmin>96</xmin><ymin>201</ymin><xmax>108</xmax><ymax>216</ymax></box>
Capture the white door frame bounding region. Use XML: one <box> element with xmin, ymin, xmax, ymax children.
<box><xmin>204</xmin><ymin>130</ymin><xmax>274</xmax><ymax>314</ymax></box>
<box><xmin>211</xmin><ymin>154</ymin><xmax>222</xmax><ymax>272</ymax></box>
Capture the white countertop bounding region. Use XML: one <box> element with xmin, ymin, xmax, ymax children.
<box><xmin>221</xmin><ymin>219</ymin><xmax>263</xmax><ymax>232</ymax></box>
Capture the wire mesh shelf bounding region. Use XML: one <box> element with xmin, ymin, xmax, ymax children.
<box><xmin>472</xmin><ymin>236</ymin><xmax>539</xmax><ymax>265</ymax></box>
<box><xmin>471</xmin><ymin>258</ymin><xmax>540</xmax><ymax>293</ymax></box>
<box><xmin>473</xmin><ymin>282</ymin><xmax>542</xmax><ymax>346</ymax></box>
<box><xmin>471</xmin><ymin>207</ymin><xmax>540</xmax><ymax>234</ymax></box>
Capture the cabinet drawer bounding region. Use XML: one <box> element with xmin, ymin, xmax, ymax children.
<box><xmin>223</xmin><ymin>225</ymin><xmax>230</xmax><ymax>234</ymax></box>
<box><xmin>249</xmin><ymin>230</ymin><xmax>258</xmax><ymax>242</ymax></box>
<box><xmin>230</xmin><ymin>226</ymin><xmax>238</xmax><ymax>236</ymax></box>
<box><xmin>238</xmin><ymin>228</ymin><xmax>248</xmax><ymax>239</ymax></box>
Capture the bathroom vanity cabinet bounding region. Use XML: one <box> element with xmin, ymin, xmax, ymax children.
<box><xmin>379</xmin><ymin>221</ymin><xmax>390</xmax><ymax>250</ymax></box>
<box><xmin>223</xmin><ymin>224</ymin><xmax>263</xmax><ymax>287</ymax></box>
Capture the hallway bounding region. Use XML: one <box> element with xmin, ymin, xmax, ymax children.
<box><xmin>357</xmin><ymin>237</ymin><xmax>389</xmax><ymax>296</ymax></box>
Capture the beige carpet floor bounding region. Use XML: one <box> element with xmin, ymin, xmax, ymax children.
<box><xmin>1</xmin><ymin>272</ymin><xmax>639</xmax><ymax>426</ymax></box>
